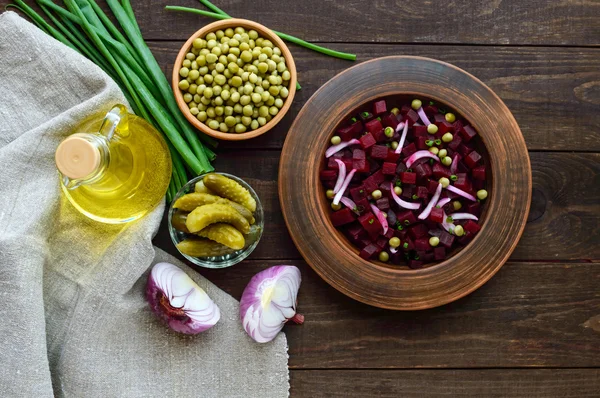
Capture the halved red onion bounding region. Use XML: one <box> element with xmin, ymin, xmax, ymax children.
<box><xmin>441</xmin><ymin>211</ymin><xmax>455</xmax><ymax>233</ymax></box>
<box><xmin>325</xmin><ymin>139</ymin><xmax>360</xmax><ymax>158</ymax></box>
<box><xmin>390</xmin><ymin>182</ymin><xmax>420</xmax><ymax>210</ymax></box>
<box><xmin>405</xmin><ymin>150</ymin><xmax>440</xmax><ymax>168</ymax></box>
<box><xmin>333</xmin><ymin>159</ymin><xmax>346</xmax><ymax>194</ymax></box>
<box><xmin>395</xmin><ymin>121</ymin><xmax>405</xmax><ymax>132</ymax></box>
<box><xmin>370</xmin><ymin>203</ymin><xmax>389</xmax><ymax>234</ymax></box>
<box><xmin>394</xmin><ymin>121</ymin><xmax>409</xmax><ymax>154</ymax></box>
<box><xmin>340</xmin><ymin>196</ymin><xmax>360</xmax><ymax>215</ymax></box>
<box><xmin>418</xmin><ymin>182</ymin><xmax>442</xmax><ymax>220</ymax></box>
<box><xmin>450</xmin><ymin>155</ymin><xmax>459</xmax><ymax>174</ymax></box>
<box><xmin>446</xmin><ymin>185</ymin><xmax>477</xmax><ymax>201</ymax></box>
<box><xmin>437</xmin><ymin>197</ymin><xmax>451</xmax><ymax>208</ymax></box>
<box><xmin>240</xmin><ymin>265</ymin><xmax>302</xmax><ymax>343</ymax></box>
<box><xmin>333</xmin><ymin>169</ymin><xmax>356</xmax><ymax>205</ymax></box>
<box><xmin>449</xmin><ymin>212</ymin><xmax>479</xmax><ymax>221</ymax></box>
<box><xmin>417</xmin><ymin>107</ymin><xmax>432</xmax><ymax>126</ymax></box>
<box><xmin>390</xmin><ymin>247</ymin><xmax>398</xmax><ymax>254</ymax></box>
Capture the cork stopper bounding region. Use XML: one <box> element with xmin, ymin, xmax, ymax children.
<box><xmin>55</xmin><ymin>136</ymin><xmax>100</xmax><ymax>179</ymax></box>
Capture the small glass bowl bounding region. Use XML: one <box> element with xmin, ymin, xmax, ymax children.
<box><xmin>168</xmin><ymin>172</ymin><xmax>264</xmax><ymax>268</ymax></box>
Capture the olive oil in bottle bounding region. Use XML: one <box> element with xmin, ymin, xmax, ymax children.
<box><xmin>55</xmin><ymin>105</ymin><xmax>172</xmax><ymax>223</ymax></box>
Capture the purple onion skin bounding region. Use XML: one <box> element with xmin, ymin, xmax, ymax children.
<box><xmin>146</xmin><ymin>274</ymin><xmax>216</xmax><ymax>335</ymax></box>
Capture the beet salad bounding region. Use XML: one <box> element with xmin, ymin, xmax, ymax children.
<box><xmin>320</xmin><ymin>98</ymin><xmax>489</xmax><ymax>268</ymax></box>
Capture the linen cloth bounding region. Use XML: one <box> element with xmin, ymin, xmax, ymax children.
<box><xmin>0</xmin><ymin>11</ymin><xmax>288</xmax><ymax>397</ymax></box>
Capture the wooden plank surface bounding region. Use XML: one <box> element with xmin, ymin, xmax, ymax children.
<box><xmin>132</xmin><ymin>0</ymin><xmax>600</xmax><ymax>46</ymax></box>
<box><xmin>177</xmin><ymin>260</ymin><xmax>600</xmax><ymax>369</ymax></box>
<box><xmin>289</xmin><ymin>369</ymin><xmax>600</xmax><ymax>397</ymax></box>
<box><xmin>148</xmin><ymin>42</ymin><xmax>600</xmax><ymax>152</ymax></box>
<box><xmin>153</xmin><ymin>151</ymin><xmax>600</xmax><ymax>261</ymax></box>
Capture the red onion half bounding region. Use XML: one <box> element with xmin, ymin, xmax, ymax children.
<box><xmin>325</xmin><ymin>139</ymin><xmax>360</xmax><ymax>158</ymax></box>
<box><xmin>390</xmin><ymin>182</ymin><xmax>420</xmax><ymax>210</ymax></box>
<box><xmin>146</xmin><ymin>262</ymin><xmax>220</xmax><ymax>335</ymax></box>
<box><xmin>240</xmin><ymin>266</ymin><xmax>303</xmax><ymax>343</ymax></box>
<box><xmin>405</xmin><ymin>150</ymin><xmax>440</xmax><ymax>169</ymax></box>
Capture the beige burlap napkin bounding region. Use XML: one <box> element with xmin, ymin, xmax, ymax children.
<box><xmin>0</xmin><ymin>11</ymin><xmax>288</xmax><ymax>397</ymax></box>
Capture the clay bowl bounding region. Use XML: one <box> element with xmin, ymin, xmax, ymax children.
<box><xmin>172</xmin><ymin>18</ymin><xmax>297</xmax><ymax>141</ymax></box>
<box><xmin>279</xmin><ymin>56</ymin><xmax>531</xmax><ymax>310</ymax></box>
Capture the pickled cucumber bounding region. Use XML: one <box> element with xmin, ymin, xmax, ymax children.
<box><xmin>176</xmin><ymin>238</ymin><xmax>234</xmax><ymax>257</ymax></box>
<box><xmin>173</xmin><ymin>192</ymin><xmax>255</xmax><ymax>224</ymax></box>
<box><xmin>203</xmin><ymin>173</ymin><xmax>257</xmax><ymax>212</ymax></box>
<box><xmin>194</xmin><ymin>180</ymin><xmax>216</xmax><ymax>195</ymax></box>
<box><xmin>197</xmin><ymin>223</ymin><xmax>245</xmax><ymax>250</ymax></box>
<box><xmin>171</xmin><ymin>210</ymin><xmax>190</xmax><ymax>233</ymax></box>
<box><xmin>186</xmin><ymin>203</ymin><xmax>250</xmax><ymax>234</ymax></box>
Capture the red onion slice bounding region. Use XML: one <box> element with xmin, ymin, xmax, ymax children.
<box><xmin>333</xmin><ymin>169</ymin><xmax>356</xmax><ymax>205</ymax></box>
<box><xmin>394</xmin><ymin>121</ymin><xmax>409</xmax><ymax>154</ymax></box>
<box><xmin>437</xmin><ymin>197</ymin><xmax>451</xmax><ymax>208</ymax></box>
<box><xmin>395</xmin><ymin>121</ymin><xmax>405</xmax><ymax>132</ymax></box>
<box><xmin>390</xmin><ymin>247</ymin><xmax>398</xmax><ymax>254</ymax></box>
<box><xmin>325</xmin><ymin>139</ymin><xmax>360</xmax><ymax>158</ymax></box>
<box><xmin>390</xmin><ymin>182</ymin><xmax>420</xmax><ymax>210</ymax></box>
<box><xmin>340</xmin><ymin>196</ymin><xmax>360</xmax><ymax>215</ymax></box>
<box><xmin>405</xmin><ymin>150</ymin><xmax>440</xmax><ymax>168</ymax></box>
<box><xmin>449</xmin><ymin>212</ymin><xmax>479</xmax><ymax>221</ymax></box>
<box><xmin>441</xmin><ymin>211</ymin><xmax>455</xmax><ymax>232</ymax></box>
<box><xmin>417</xmin><ymin>107</ymin><xmax>432</xmax><ymax>126</ymax></box>
<box><xmin>446</xmin><ymin>185</ymin><xmax>477</xmax><ymax>201</ymax></box>
<box><xmin>450</xmin><ymin>155</ymin><xmax>459</xmax><ymax>174</ymax></box>
<box><xmin>418</xmin><ymin>182</ymin><xmax>442</xmax><ymax>220</ymax></box>
<box><xmin>333</xmin><ymin>159</ymin><xmax>346</xmax><ymax>194</ymax></box>
<box><xmin>370</xmin><ymin>203</ymin><xmax>389</xmax><ymax>234</ymax></box>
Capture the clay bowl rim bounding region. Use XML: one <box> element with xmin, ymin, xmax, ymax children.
<box><xmin>278</xmin><ymin>55</ymin><xmax>532</xmax><ymax>310</ymax></box>
<box><xmin>172</xmin><ymin>18</ymin><xmax>297</xmax><ymax>141</ymax></box>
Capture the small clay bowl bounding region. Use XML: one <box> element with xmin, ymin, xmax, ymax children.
<box><xmin>172</xmin><ymin>18</ymin><xmax>297</xmax><ymax>141</ymax></box>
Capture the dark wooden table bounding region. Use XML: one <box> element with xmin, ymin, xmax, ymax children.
<box><xmin>13</xmin><ymin>0</ymin><xmax>600</xmax><ymax>395</ymax></box>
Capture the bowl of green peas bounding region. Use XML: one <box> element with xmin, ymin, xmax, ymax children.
<box><xmin>173</xmin><ymin>18</ymin><xmax>297</xmax><ymax>141</ymax></box>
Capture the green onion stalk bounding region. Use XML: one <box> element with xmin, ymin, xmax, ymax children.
<box><xmin>8</xmin><ymin>0</ymin><xmax>217</xmax><ymax>202</ymax></box>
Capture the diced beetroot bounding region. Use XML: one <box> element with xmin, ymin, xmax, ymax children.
<box><xmin>385</xmin><ymin>149</ymin><xmax>401</xmax><ymax>163</ymax></box>
<box><xmin>400</xmin><ymin>105</ymin><xmax>411</xmax><ymax>115</ymax></box>
<box><xmin>337</xmin><ymin>121</ymin><xmax>363</xmax><ymax>141</ymax></box>
<box><xmin>376</xmin><ymin>237</ymin><xmax>388</xmax><ymax>249</ymax></box>
<box><xmin>397</xmin><ymin>210</ymin><xmax>417</xmax><ymax>226</ymax></box>
<box><xmin>379</xmin><ymin>183</ymin><xmax>392</xmax><ymax>199</ymax></box>
<box><xmin>457</xmin><ymin>160</ymin><xmax>469</xmax><ymax>173</ymax></box>
<box><xmin>370</xmin><ymin>145</ymin><xmax>389</xmax><ymax>160</ymax></box>
<box><xmin>330</xmin><ymin>208</ymin><xmax>356</xmax><ymax>226</ymax></box>
<box><xmin>363</xmin><ymin>178</ymin><xmax>378</xmax><ymax>194</ymax></box>
<box><xmin>427</xmin><ymin>179</ymin><xmax>439</xmax><ymax>194</ymax></box>
<box><xmin>346</xmin><ymin>223</ymin><xmax>367</xmax><ymax>241</ymax></box>
<box><xmin>465</xmin><ymin>202</ymin><xmax>481</xmax><ymax>217</ymax></box>
<box><xmin>352</xmin><ymin>148</ymin><xmax>366</xmax><ymax>160</ymax></box>
<box><xmin>368</xmin><ymin>159</ymin><xmax>381</xmax><ymax>174</ymax></box>
<box><xmin>408</xmin><ymin>260</ymin><xmax>424</xmax><ymax>269</ymax></box>
<box><xmin>404</xmin><ymin>109</ymin><xmax>419</xmax><ymax>126</ymax></box>
<box><xmin>373</xmin><ymin>100</ymin><xmax>387</xmax><ymax>115</ymax></box>
<box><xmin>472</xmin><ymin>179</ymin><xmax>485</xmax><ymax>191</ymax></box>
<box><xmin>353</xmin><ymin>158</ymin><xmax>370</xmax><ymax>173</ymax></box>
<box><xmin>454</xmin><ymin>173</ymin><xmax>472</xmax><ymax>192</ymax></box>
<box><xmin>416</xmin><ymin>186</ymin><xmax>429</xmax><ymax>199</ymax></box>
<box><xmin>413</xmin><ymin>125</ymin><xmax>428</xmax><ymax>137</ymax></box>
<box><xmin>350</xmin><ymin>186</ymin><xmax>367</xmax><ymax>202</ymax></box>
<box><xmin>457</xmin><ymin>234</ymin><xmax>474</xmax><ymax>246</ymax></box>
<box><xmin>359</xmin><ymin>110</ymin><xmax>374</xmax><ymax>122</ymax></box>
<box><xmin>328</xmin><ymin>157</ymin><xmax>352</xmax><ymax>170</ymax></box>
<box><xmin>400</xmin><ymin>172</ymin><xmax>417</xmax><ymax>184</ymax></box>
<box><xmin>395</xmin><ymin>162</ymin><xmax>407</xmax><ymax>174</ymax></box>
<box><xmin>358</xmin><ymin>238</ymin><xmax>373</xmax><ymax>249</ymax></box>
<box><xmin>472</xmin><ymin>165</ymin><xmax>486</xmax><ymax>180</ymax></box>
<box><xmin>414</xmin><ymin>238</ymin><xmax>432</xmax><ymax>251</ymax></box>
<box><xmin>433</xmin><ymin>247</ymin><xmax>446</xmax><ymax>261</ymax></box>
<box><xmin>394</xmin><ymin>229</ymin><xmax>408</xmax><ymax>240</ymax></box>
<box><xmin>373</xmin><ymin>128</ymin><xmax>387</xmax><ymax>143</ymax></box>
<box><xmin>355</xmin><ymin>198</ymin><xmax>370</xmax><ymax>214</ymax></box>
<box><xmin>452</xmin><ymin>120</ymin><xmax>463</xmax><ymax>134</ymax></box>
<box><xmin>433</xmin><ymin>114</ymin><xmax>446</xmax><ymax>124</ymax></box>
<box><xmin>408</xmin><ymin>223</ymin><xmax>429</xmax><ymax>239</ymax></box>
<box><xmin>376</xmin><ymin>197</ymin><xmax>390</xmax><ymax>212</ymax></box>
<box><xmin>414</xmin><ymin>163</ymin><xmax>433</xmax><ymax>179</ymax></box>
<box><xmin>401</xmin><ymin>185</ymin><xmax>414</xmax><ymax>199</ymax></box>
<box><xmin>423</xmin><ymin>105</ymin><xmax>438</xmax><ymax>116</ymax></box>
<box><xmin>359</xmin><ymin>133</ymin><xmax>376</xmax><ymax>149</ymax></box>
<box><xmin>381</xmin><ymin>113</ymin><xmax>399</xmax><ymax>129</ymax></box>
<box><xmin>447</xmin><ymin>134</ymin><xmax>462</xmax><ymax>151</ymax></box>
<box><xmin>420</xmin><ymin>251</ymin><xmax>435</xmax><ymax>262</ymax></box>
<box><xmin>320</xmin><ymin>169</ymin><xmax>337</xmax><ymax>181</ymax></box>
<box><xmin>383</xmin><ymin>227</ymin><xmax>395</xmax><ymax>239</ymax></box>
<box><xmin>416</xmin><ymin>135</ymin><xmax>429</xmax><ymax>150</ymax></box>
<box><xmin>370</xmin><ymin>170</ymin><xmax>386</xmax><ymax>185</ymax></box>
<box><xmin>359</xmin><ymin>243</ymin><xmax>380</xmax><ymax>260</ymax></box>
<box><xmin>459</xmin><ymin>125</ymin><xmax>477</xmax><ymax>142</ymax></box>
<box><xmin>358</xmin><ymin>212</ymin><xmax>383</xmax><ymax>239</ymax></box>
<box><xmin>432</xmin><ymin>163</ymin><xmax>451</xmax><ymax>179</ymax></box>
<box><xmin>429</xmin><ymin>207</ymin><xmax>444</xmax><ymax>223</ymax></box>
<box><xmin>389</xmin><ymin>250</ymin><xmax>404</xmax><ymax>264</ymax></box>
<box><xmin>382</xmin><ymin>162</ymin><xmax>396</xmax><ymax>175</ymax></box>
<box><xmin>401</xmin><ymin>142</ymin><xmax>417</xmax><ymax>158</ymax></box>
<box><xmin>438</xmin><ymin>230</ymin><xmax>455</xmax><ymax>248</ymax></box>
<box><xmin>463</xmin><ymin>220</ymin><xmax>481</xmax><ymax>235</ymax></box>
<box><xmin>438</xmin><ymin>121</ymin><xmax>454</xmax><ymax>134</ymax></box>
<box><xmin>402</xmin><ymin>237</ymin><xmax>415</xmax><ymax>251</ymax></box>
<box><xmin>365</xmin><ymin>118</ymin><xmax>383</xmax><ymax>136</ymax></box>
<box><xmin>458</xmin><ymin>143</ymin><xmax>472</xmax><ymax>156</ymax></box>
<box><xmin>465</xmin><ymin>150</ymin><xmax>482</xmax><ymax>168</ymax></box>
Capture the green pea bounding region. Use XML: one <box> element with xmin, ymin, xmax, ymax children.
<box><xmin>378</xmin><ymin>251</ymin><xmax>389</xmax><ymax>262</ymax></box>
<box><xmin>225</xmin><ymin>28</ymin><xmax>234</xmax><ymax>37</ymax></box>
<box><xmin>220</xmin><ymin>89</ymin><xmax>231</xmax><ymax>101</ymax></box>
<box><xmin>186</xmin><ymin>52</ymin><xmax>195</xmax><ymax>61</ymax></box>
<box><xmin>224</xmin><ymin>106</ymin><xmax>233</xmax><ymax>116</ymax></box>
<box><xmin>257</xmin><ymin>105</ymin><xmax>269</xmax><ymax>118</ymax></box>
<box><xmin>235</xmin><ymin>123</ymin><xmax>246</xmax><ymax>133</ymax></box>
<box><xmin>224</xmin><ymin>115</ymin><xmax>236</xmax><ymax>127</ymax></box>
<box><xmin>269</xmin><ymin>86</ymin><xmax>280</xmax><ymax>96</ymax></box>
<box><xmin>191</xmin><ymin>60</ymin><xmax>199</xmax><ymax>70</ymax></box>
<box><xmin>442</xmin><ymin>133</ymin><xmax>454</xmax><ymax>143</ymax></box>
<box><xmin>439</xmin><ymin>177</ymin><xmax>450</xmax><ymax>188</ymax></box>
<box><xmin>198</xmin><ymin>66</ymin><xmax>209</xmax><ymax>75</ymax></box>
<box><xmin>280</xmin><ymin>87</ymin><xmax>289</xmax><ymax>98</ymax></box>
<box><xmin>179</xmin><ymin>67</ymin><xmax>189</xmax><ymax>78</ymax></box>
<box><xmin>211</xmin><ymin>46</ymin><xmax>222</xmax><ymax>57</ymax></box>
<box><xmin>193</xmin><ymin>94</ymin><xmax>202</xmax><ymax>104</ymax></box>
<box><xmin>262</xmin><ymin>80</ymin><xmax>270</xmax><ymax>89</ymax></box>
<box><xmin>241</xmin><ymin>116</ymin><xmax>252</xmax><ymax>126</ymax></box>
<box><xmin>215</xmin><ymin>106</ymin><xmax>224</xmax><ymax>116</ymax></box>
<box><xmin>188</xmin><ymin>107</ymin><xmax>199</xmax><ymax>116</ymax></box>
<box><xmin>187</xmin><ymin>101</ymin><xmax>197</xmax><ymax>109</ymax></box>
<box><xmin>251</xmin><ymin>93</ymin><xmax>262</xmax><ymax>103</ymax></box>
<box><xmin>262</xmin><ymin>39</ymin><xmax>273</xmax><ymax>48</ymax></box>
<box><xmin>411</xmin><ymin>99</ymin><xmax>422</xmax><ymax>110</ymax></box>
<box><xmin>438</xmin><ymin>149</ymin><xmax>448</xmax><ymax>159</ymax></box>
<box><xmin>192</xmin><ymin>38</ymin><xmax>204</xmax><ymax>49</ymax></box>
<box><xmin>249</xmin><ymin>119</ymin><xmax>259</xmax><ymax>130</ymax></box>
<box><xmin>331</xmin><ymin>136</ymin><xmax>341</xmax><ymax>145</ymax></box>
<box><xmin>243</xmin><ymin>84</ymin><xmax>254</xmax><ymax>95</ymax></box>
<box><xmin>183</xmin><ymin>93</ymin><xmax>193</xmax><ymax>103</ymax></box>
<box><xmin>239</xmin><ymin>42</ymin><xmax>250</xmax><ymax>51</ymax></box>
<box><xmin>199</xmin><ymin>48</ymin><xmax>210</xmax><ymax>56</ymax></box>
<box><xmin>477</xmin><ymin>190</ymin><xmax>488</xmax><ymax>200</ymax></box>
<box><xmin>266</xmin><ymin>96</ymin><xmax>275</xmax><ymax>106</ymax></box>
<box><xmin>197</xmin><ymin>111</ymin><xmax>207</xmax><ymax>122</ymax></box>
<box><xmin>257</xmin><ymin>116</ymin><xmax>267</xmax><ymax>126</ymax></box>
<box><xmin>220</xmin><ymin>43</ymin><xmax>229</xmax><ymax>54</ymax></box>
<box><xmin>252</xmin><ymin>48</ymin><xmax>261</xmax><ymax>59</ymax></box>
<box><xmin>429</xmin><ymin>237</ymin><xmax>440</xmax><ymax>247</ymax></box>
<box><xmin>274</xmin><ymin>98</ymin><xmax>284</xmax><ymax>109</ymax></box>
<box><xmin>442</xmin><ymin>156</ymin><xmax>452</xmax><ymax>166</ymax></box>
<box><xmin>269</xmin><ymin>106</ymin><xmax>279</xmax><ymax>116</ymax></box>
<box><xmin>208</xmin><ymin>119</ymin><xmax>219</xmax><ymax>130</ymax></box>
<box><xmin>255</xmin><ymin>38</ymin><xmax>264</xmax><ymax>46</ymax></box>
<box><xmin>198</xmin><ymin>103</ymin><xmax>207</xmax><ymax>111</ymax></box>
<box><xmin>282</xmin><ymin>70</ymin><xmax>291</xmax><ymax>81</ymax></box>
<box><xmin>240</xmin><ymin>50</ymin><xmax>253</xmax><ymax>63</ymax></box>
<box><xmin>228</xmin><ymin>38</ymin><xmax>239</xmax><ymax>48</ymax></box>
<box><xmin>231</xmin><ymin>91</ymin><xmax>240</xmax><ymax>103</ymax></box>
<box><xmin>200</xmin><ymin>96</ymin><xmax>211</xmax><ymax>105</ymax></box>
<box><xmin>202</xmin><ymin>87</ymin><xmax>213</xmax><ymax>98</ymax></box>
<box><xmin>267</xmin><ymin>60</ymin><xmax>277</xmax><ymax>72</ymax></box>
<box><xmin>187</xmin><ymin>70</ymin><xmax>199</xmax><ymax>81</ymax></box>
<box><xmin>231</xmin><ymin>76</ymin><xmax>242</xmax><ymax>87</ymax></box>
<box><xmin>214</xmin><ymin>96</ymin><xmax>223</xmax><ymax>106</ymax></box>
<box><xmin>207</xmin><ymin>39</ymin><xmax>217</xmax><ymax>50</ymax></box>
<box><xmin>389</xmin><ymin>237</ymin><xmax>401</xmax><ymax>248</ymax></box>
<box><xmin>242</xmin><ymin>104</ymin><xmax>253</xmax><ymax>116</ymax></box>
<box><xmin>229</xmin><ymin>47</ymin><xmax>240</xmax><ymax>57</ymax></box>
<box><xmin>206</xmin><ymin>53</ymin><xmax>218</xmax><ymax>64</ymax></box>
<box><xmin>188</xmin><ymin>84</ymin><xmax>197</xmax><ymax>95</ymax></box>
<box><xmin>178</xmin><ymin>80</ymin><xmax>190</xmax><ymax>90</ymax></box>
<box><xmin>206</xmin><ymin>107</ymin><xmax>215</xmax><ymax>118</ymax></box>
<box><xmin>233</xmin><ymin>103</ymin><xmax>243</xmax><ymax>114</ymax></box>
<box><xmin>260</xmin><ymin>91</ymin><xmax>270</xmax><ymax>102</ymax></box>
<box><xmin>228</xmin><ymin>62</ymin><xmax>239</xmax><ymax>74</ymax></box>
<box><xmin>252</xmin><ymin>108</ymin><xmax>259</xmax><ymax>118</ymax></box>
<box><xmin>254</xmin><ymin>85</ymin><xmax>264</xmax><ymax>94</ymax></box>
<box><xmin>214</xmin><ymin>74</ymin><xmax>227</xmax><ymax>85</ymax></box>
<box><xmin>261</xmin><ymin>47</ymin><xmax>273</xmax><ymax>57</ymax></box>
<box><xmin>215</xmin><ymin>63</ymin><xmax>225</xmax><ymax>73</ymax></box>
<box><xmin>238</xmin><ymin>95</ymin><xmax>250</xmax><ymax>106</ymax></box>
<box><xmin>273</xmin><ymin>47</ymin><xmax>281</xmax><ymax>56</ymax></box>
<box><xmin>206</xmin><ymin>32</ymin><xmax>216</xmax><ymax>41</ymax></box>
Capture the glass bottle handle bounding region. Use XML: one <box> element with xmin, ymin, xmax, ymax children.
<box><xmin>98</xmin><ymin>104</ymin><xmax>129</xmax><ymax>141</ymax></box>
